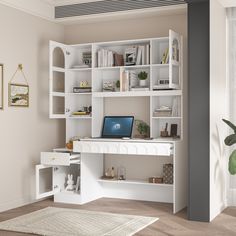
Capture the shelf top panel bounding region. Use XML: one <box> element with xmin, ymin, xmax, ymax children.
<box><xmin>67</xmin><ymin>37</ymin><xmax>169</xmax><ymax>49</ymax></box>
<box><xmin>97</xmin><ymin>179</ymin><xmax>173</xmax><ymax>187</ymax></box>
<box><xmin>92</xmin><ymin>90</ymin><xmax>182</xmax><ymax>98</ymax></box>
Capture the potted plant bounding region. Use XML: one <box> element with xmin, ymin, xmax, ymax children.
<box><xmin>135</xmin><ymin>120</ymin><xmax>150</xmax><ymax>138</ymax></box>
<box><xmin>222</xmin><ymin>119</ymin><xmax>236</xmax><ymax>175</ymax></box>
<box><xmin>138</xmin><ymin>71</ymin><xmax>148</xmax><ymax>87</ymax></box>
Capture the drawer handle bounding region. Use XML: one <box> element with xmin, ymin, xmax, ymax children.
<box><xmin>51</xmin><ymin>157</ymin><xmax>56</xmax><ymax>161</ymax></box>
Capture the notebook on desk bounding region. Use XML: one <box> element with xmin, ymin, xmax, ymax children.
<box><xmin>92</xmin><ymin>116</ymin><xmax>134</xmax><ymax>139</ymax></box>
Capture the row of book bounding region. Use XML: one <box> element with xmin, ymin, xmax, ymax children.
<box><xmin>97</xmin><ymin>44</ymin><xmax>150</xmax><ymax>68</ymax></box>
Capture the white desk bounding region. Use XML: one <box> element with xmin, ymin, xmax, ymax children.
<box><xmin>72</xmin><ymin>139</ymin><xmax>187</xmax><ymax>214</ymax></box>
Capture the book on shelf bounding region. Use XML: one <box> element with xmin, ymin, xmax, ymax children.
<box><xmin>136</xmin><ymin>44</ymin><xmax>150</xmax><ymax>65</ymax></box>
<box><xmin>161</xmin><ymin>48</ymin><xmax>169</xmax><ymax>64</ymax></box>
<box><xmin>130</xmin><ymin>86</ymin><xmax>149</xmax><ymax>91</ymax></box>
<box><xmin>71</xmin><ymin>111</ymin><xmax>91</xmax><ymax>116</ymax></box>
<box><xmin>98</xmin><ymin>49</ymin><xmax>114</xmax><ymax>67</ymax></box>
<box><xmin>71</xmin><ymin>64</ymin><xmax>90</xmax><ymax>69</ymax></box>
<box><xmin>114</xmin><ymin>53</ymin><xmax>124</xmax><ymax>66</ymax></box>
<box><xmin>73</xmin><ymin>87</ymin><xmax>92</xmax><ymax>93</ymax></box>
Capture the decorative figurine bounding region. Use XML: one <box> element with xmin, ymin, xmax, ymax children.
<box><xmin>65</xmin><ymin>174</ymin><xmax>74</xmax><ymax>191</ymax></box>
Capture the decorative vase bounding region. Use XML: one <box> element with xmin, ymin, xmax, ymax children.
<box><xmin>139</xmin><ymin>80</ymin><xmax>147</xmax><ymax>87</ymax></box>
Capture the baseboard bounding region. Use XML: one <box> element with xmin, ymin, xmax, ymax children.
<box><xmin>210</xmin><ymin>203</ymin><xmax>227</xmax><ymax>221</ymax></box>
<box><xmin>227</xmin><ymin>189</ymin><xmax>236</xmax><ymax>206</ymax></box>
<box><xmin>0</xmin><ymin>196</ymin><xmax>42</xmax><ymax>213</ymax></box>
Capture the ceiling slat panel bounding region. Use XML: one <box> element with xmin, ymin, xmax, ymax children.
<box><xmin>55</xmin><ymin>0</ymin><xmax>186</xmax><ymax>18</ymax></box>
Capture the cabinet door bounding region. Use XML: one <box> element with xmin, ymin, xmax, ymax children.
<box><xmin>169</xmin><ymin>30</ymin><xmax>182</xmax><ymax>89</ymax></box>
<box><xmin>49</xmin><ymin>41</ymin><xmax>67</xmax><ymax>119</ymax></box>
<box><xmin>35</xmin><ymin>164</ymin><xmax>60</xmax><ymax>199</ymax></box>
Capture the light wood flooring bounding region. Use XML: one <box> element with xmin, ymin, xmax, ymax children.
<box><xmin>0</xmin><ymin>198</ymin><xmax>235</xmax><ymax>236</ymax></box>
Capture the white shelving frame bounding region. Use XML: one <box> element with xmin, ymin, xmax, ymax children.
<box><xmin>36</xmin><ymin>29</ymin><xmax>187</xmax><ymax>213</ymax></box>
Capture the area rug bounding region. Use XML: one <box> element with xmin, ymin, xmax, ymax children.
<box><xmin>0</xmin><ymin>207</ymin><xmax>158</xmax><ymax>236</ymax></box>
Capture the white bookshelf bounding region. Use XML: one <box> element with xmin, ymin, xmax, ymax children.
<box><xmin>36</xmin><ymin>29</ymin><xmax>186</xmax><ymax>213</ymax></box>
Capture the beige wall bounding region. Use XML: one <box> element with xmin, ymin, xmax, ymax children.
<box><xmin>0</xmin><ymin>4</ymin><xmax>65</xmax><ymax>211</ymax></box>
<box><xmin>65</xmin><ymin>13</ymin><xmax>187</xmax><ymax>44</ymax></box>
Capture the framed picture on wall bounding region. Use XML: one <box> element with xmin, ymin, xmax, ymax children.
<box><xmin>0</xmin><ymin>64</ymin><xmax>3</xmax><ymax>109</ymax></box>
<box><xmin>8</xmin><ymin>83</ymin><xmax>29</xmax><ymax>107</ymax></box>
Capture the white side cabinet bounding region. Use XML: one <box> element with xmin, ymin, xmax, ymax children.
<box><xmin>35</xmin><ymin>151</ymin><xmax>83</xmax><ymax>204</ymax></box>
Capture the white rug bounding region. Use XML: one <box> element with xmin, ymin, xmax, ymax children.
<box><xmin>0</xmin><ymin>207</ymin><xmax>158</xmax><ymax>236</ymax></box>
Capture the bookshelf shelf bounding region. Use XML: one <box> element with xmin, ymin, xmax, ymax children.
<box><xmin>66</xmin><ymin>92</ymin><xmax>92</xmax><ymax>96</ymax></box>
<box><xmin>52</xmin><ymin>66</ymin><xmax>65</xmax><ymax>73</ymax></box>
<box><xmin>52</xmin><ymin>92</ymin><xmax>65</xmax><ymax>97</ymax></box>
<box><xmin>68</xmin><ymin>68</ymin><xmax>92</xmax><ymax>72</ymax></box>
<box><xmin>92</xmin><ymin>90</ymin><xmax>182</xmax><ymax>98</ymax></box>
<box><xmin>152</xmin><ymin>117</ymin><xmax>181</xmax><ymax>119</ymax></box>
<box><xmin>151</xmin><ymin>64</ymin><xmax>169</xmax><ymax>67</ymax></box>
<box><xmin>68</xmin><ymin>116</ymin><xmax>92</xmax><ymax>120</ymax></box>
<box><xmin>97</xmin><ymin>179</ymin><xmax>173</xmax><ymax>187</ymax></box>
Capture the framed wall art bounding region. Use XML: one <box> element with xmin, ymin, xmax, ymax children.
<box><xmin>8</xmin><ymin>64</ymin><xmax>29</xmax><ymax>107</ymax></box>
<box><xmin>0</xmin><ymin>64</ymin><xmax>3</xmax><ymax>109</ymax></box>
<box><xmin>8</xmin><ymin>83</ymin><xmax>29</xmax><ymax>107</ymax></box>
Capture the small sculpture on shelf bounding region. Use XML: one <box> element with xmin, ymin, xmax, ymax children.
<box><xmin>102</xmin><ymin>167</ymin><xmax>116</xmax><ymax>180</ymax></box>
<box><xmin>65</xmin><ymin>174</ymin><xmax>74</xmax><ymax>191</ymax></box>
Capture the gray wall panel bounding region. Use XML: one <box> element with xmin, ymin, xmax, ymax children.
<box><xmin>187</xmin><ymin>0</ymin><xmax>210</xmax><ymax>222</ymax></box>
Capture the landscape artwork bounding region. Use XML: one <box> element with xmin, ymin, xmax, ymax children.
<box><xmin>9</xmin><ymin>83</ymin><xmax>29</xmax><ymax>107</ymax></box>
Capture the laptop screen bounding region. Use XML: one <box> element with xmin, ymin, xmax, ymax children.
<box><xmin>102</xmin><ymin>116</ymin><xmax>134</xmax><ymax>138</ymax></box>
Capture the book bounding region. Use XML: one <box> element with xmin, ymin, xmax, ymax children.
<box><xmin>130</xmin><ymin>86</ymin><xmax>149</xmax><ymax>91</ymax></box>
<box><xmin>146</xmin><ymin>44</ymin><xmax>150</xmax><ymax>64</ymax></box>
<box><xmin>136</xmin><ymin>47</ymin><xmax>142</xmax><ymax>65</ymax></box>
<box><xmin>114</xmin><ymin>53</ymin><xmax>124</xmax><ymax>66</ymax></box>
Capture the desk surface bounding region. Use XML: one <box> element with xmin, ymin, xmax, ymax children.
<box><xmin>80</xmin><ymin>137</ymin><xmax>180</xmax><ymax>143</ymax></box>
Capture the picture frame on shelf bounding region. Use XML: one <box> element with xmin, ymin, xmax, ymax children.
<box><xmin>8</xmin><ymin>83</ymin><xmax>29</xmax><ymax>107</ymax></box>
<box><xmin>0</xmin><ymin>64</ymin><xmax>3</xmax><ymax>109</ymax></box>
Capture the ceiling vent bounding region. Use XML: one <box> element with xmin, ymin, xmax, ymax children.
<box><xmin>55</xmin><ymin>0</ymin><xmax>186</xmax><ymax>19</ymax></box>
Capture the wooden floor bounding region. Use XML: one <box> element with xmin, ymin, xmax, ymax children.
<box><xmin>0</xmin><ymin>198</ymin><xmax>235</xmax><ymax>236</ymax></box>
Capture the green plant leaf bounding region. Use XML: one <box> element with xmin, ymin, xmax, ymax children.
<box><xmin>224</xmin><ymin>134</ymin><xmax>236</xmax><ymax>146</ymax></box>
<box><xmin>222</xmin><ymin>119</ymin><xmax>236</xmax><ymax>133</ymax></box>
<box><xmin>229</xmin><ymin>150</ymin><xmax>236</xmax><ymax>175</ymax></box>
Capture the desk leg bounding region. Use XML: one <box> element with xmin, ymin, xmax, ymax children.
<box><xmin>80</xmin><ymin>153</ymin><xmax>104</xmax><ymax>204</ymax></box>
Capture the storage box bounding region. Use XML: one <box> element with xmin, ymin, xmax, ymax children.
<box><xmin>163</xmin><ymin>163</ymin><xmax>173</xmax><ymax>184</ymax></box>
<box><xmin>153</xmin><ymin>109</ymin><xmax>172</xmax><ymax>117</ymax></box>
<box><xmin>148</xmin><ymin>177</ymin><xmax>163</xmax><ymax>184</ymax></box>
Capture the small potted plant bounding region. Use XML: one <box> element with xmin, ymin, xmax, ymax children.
<box><xmin>135</xmin><ymin>120</ymin><xmax>150</xmax><ymax>138</ymax></box>
<box><xmin>138</xmin><ymin>71</ymin><xmax>148</xmax><ymax>87</ymax></box>
<box><xmin>222</xmin><ymin>119</ymin><xmax>236</xmax><ymax>175</ymax></box>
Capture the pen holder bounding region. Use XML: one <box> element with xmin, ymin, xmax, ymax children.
<box><xmin>160</xmin><ymin>131</ymin><xmax>168</xmax><ymax>137</ymax></box>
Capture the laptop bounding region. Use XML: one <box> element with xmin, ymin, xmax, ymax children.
<box><xmin>101</xmin><ymin>116</ymin><xmax>134</xmax><ymax>138</ymax></box>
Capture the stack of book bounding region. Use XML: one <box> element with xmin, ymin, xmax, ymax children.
<box><xmin>73</xmin><ymin>87</ymin><xmax>92</xmax><ymax>93</ymax></box>
<box><xmin>71</xmin><ymin>111</ymin><xmax>91</xmax><ymax>117</ymax></box>
<box><xmin>153</xmin><ymin>106</ymin><xmax>172</xmax><ymax>117</ymax></box>
<box><xmin>97</xmin><ymin>49</ymin><xmax>114</xmax><ymax>67</ymax></box>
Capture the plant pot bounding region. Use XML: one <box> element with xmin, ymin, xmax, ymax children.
<box><xmin>139</xmin><ymin>80</ymin><xmax>147</xmax><ymax>87</ymax></box>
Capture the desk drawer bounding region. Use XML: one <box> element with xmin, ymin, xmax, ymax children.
<box><xmin>40</xmin><ymin>152</ymin><xmax>80</xmax><ymax>166</ymax></box>
<box><xmin>74</xmin><ymin>141</ymin><xmax>173</xmax><ymax>156</ymax></box>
